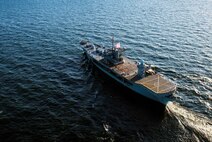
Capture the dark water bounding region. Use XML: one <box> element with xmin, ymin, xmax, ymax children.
<box><xmin>0</xmin><ymin>0</ymin><xmax>211</xmax><ymax>141</ymax></box>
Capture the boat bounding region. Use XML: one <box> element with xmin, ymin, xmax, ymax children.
<box><xmin>80</xmin><ymin>37</ymin><xmax>176</xmax><ymax>106</ymax></box>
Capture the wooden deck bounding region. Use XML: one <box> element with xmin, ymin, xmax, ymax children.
<box><xmin>110</xmin><ymin>57</ymin><xmax>138</xmax><ymax>79</ymax></box>
<box><xmin>135</xmin><ymin>74</ymin><xmax>176</xmax><ymax>94</ymax></box>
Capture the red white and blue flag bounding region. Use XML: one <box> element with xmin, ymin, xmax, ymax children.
<box><xmin>115</xmin><ymin>42</ymin><xmax>121</xmax><ymax>48</ymax></box>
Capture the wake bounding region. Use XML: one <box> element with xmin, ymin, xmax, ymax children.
<box><xmin>166</xmin><ymin>102</ymin><xmax>212</xmax><ymax>142</ymax></box>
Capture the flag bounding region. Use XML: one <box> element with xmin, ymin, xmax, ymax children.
<box><xmin>115</xmin><ymin>42</ymin><xmax>121</xmax><ymax>48</ymax></box>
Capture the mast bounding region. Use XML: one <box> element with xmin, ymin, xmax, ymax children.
<box><xmin>112</xmin><ymin>34</ymin><xmax>114</xmax><ymax>50</ymax></box>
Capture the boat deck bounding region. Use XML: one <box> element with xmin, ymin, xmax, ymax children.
<box><xmin>81</xmin><ymin>40</ymin><xmax>176</xmax><ymax>96</ymax></box>
<box><xmin>110</xmin><ymin>57</ymin><xmax>138</xmax><ymax>79</ymax></box>
<box><xmin>135</xmin><ymin>74</ymin><xmax>176</xmax><ymax>94</ymax></box>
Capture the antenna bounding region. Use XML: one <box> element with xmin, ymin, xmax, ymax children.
<box><xmin>112</xmin><ymin>34</ymin><xmax>114</xmax><ymax>49</ymax></box>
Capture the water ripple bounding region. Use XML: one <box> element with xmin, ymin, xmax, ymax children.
<box><xmin>0</xmin><ymin>0</ymin><xmax>212</xmax><ymax>141</ymax></box>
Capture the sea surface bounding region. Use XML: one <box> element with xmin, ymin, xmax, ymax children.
<box><xmin>0</xmin><ymin>0</ymin><xmax>212</xmax><ymax>141</ymax></box>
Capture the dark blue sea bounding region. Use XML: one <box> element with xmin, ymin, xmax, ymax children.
<box><xmin>0</xmin><ymin>0</ymin><xmax>211</xmax><ymax>141</ymax></box>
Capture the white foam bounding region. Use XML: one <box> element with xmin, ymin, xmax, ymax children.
<box><xmin>166</xmin><ymin>102</ymin><xmax>212</xmax><ymax>141</ymax></box>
